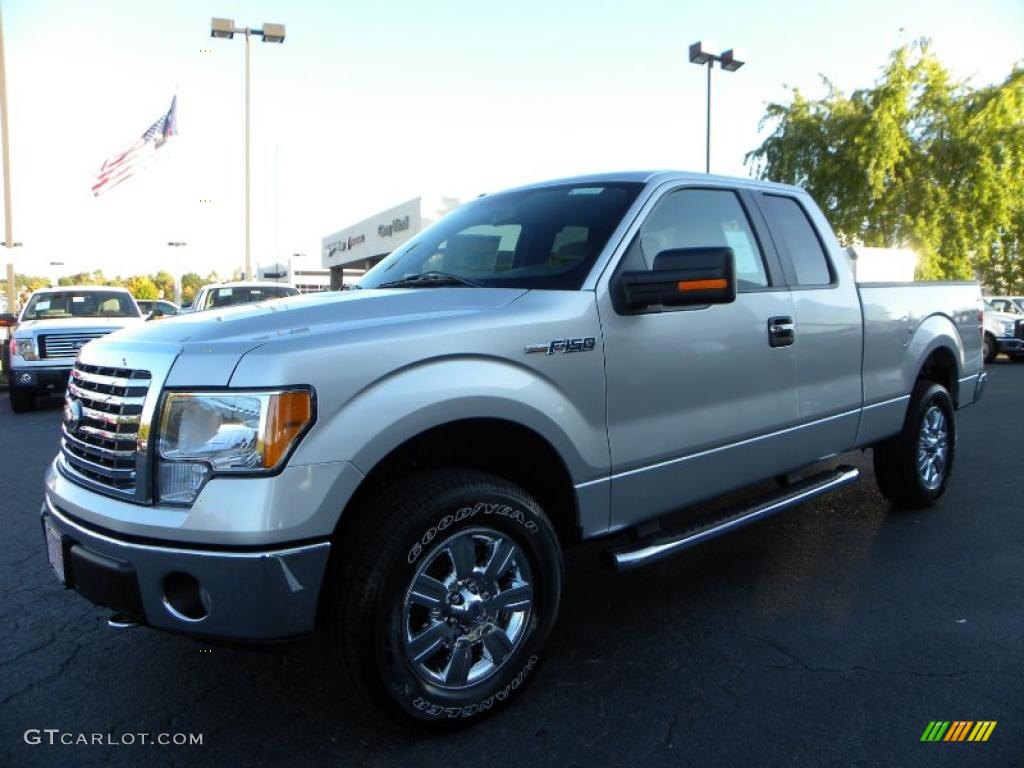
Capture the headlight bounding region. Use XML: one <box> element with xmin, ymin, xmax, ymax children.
<box><xmin>13</xmin><ymin>337</ymin><xmax>37</xmax><ymax>361</ymax></box>
<box><xmin>1000</xmin><ymin>321</ymin><xmax>1015</xmax><ymax>337</ymax></box>
<box><xmin>156</xmin><ymin>390</ymin><xmax>314</xmax><ymax>504</ymax></box>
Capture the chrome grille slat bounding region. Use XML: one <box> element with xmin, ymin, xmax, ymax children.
<box><xmin>68</xmin><ymin>380</ymin><xmax>146</xmax><ymax>407</ymax></box>
<box><xmin>76</xmin><ymin>423</ymin><xmax>137</xmax><ymax>443</ymax></box>
<box><xmin>62</xmin><ymin>360</ymin><xmax>152</xmax><ymax>495</ymax></box>
<box><xmin>62</xmin><ymin>427</ymin><xmax>136</xmax><ymax>459</ymax></box>
<box><xmin>80</xmin><ymin>405</ymin><xmax>140</xmax><ymax>426</ymax></box>
<box><xmin>70</xmin><ymin>367</ymin><xmax>147</xmax><ymax>389</ymax></box>
<box><xmin>61</xmin><ymin>444</ymin><xmax>137</xmax><ymax>478</ymax></box>
<box><xmin>40</xmin><ymin>332</ymin><xmax>111</xmax><ymax>359</ymax></box>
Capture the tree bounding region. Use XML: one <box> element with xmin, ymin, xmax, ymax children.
<box><xmin>151</xmin><ymin>270</ymin><xmax>176</xmax><ymax>300</ymax></box>
<box><xmin>180</xmin><ymin>272</ymin><xmax>206</xmax><ymax>304</ymax></box>
<box><xmin>746</xmin><ymin>40</ymin><xmax>1024</xmax><ymax>291</ymax></box>
<box><xmin>124</xmin><ymin>275</ymin><xmax>159</xmax><ymax>300</ymax></box>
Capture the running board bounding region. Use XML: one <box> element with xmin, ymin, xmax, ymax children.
<box><xmin>606</xmin><ymin>466</ymin><xmax>860</xmax><ymax>571</ymax></box>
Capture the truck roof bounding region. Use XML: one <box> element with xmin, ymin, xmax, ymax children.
<box><xmin>30</xmin><ymin>285</ymin><xmax>134</xmax><ymax>294</ymax></box>
<box><xmin>499</xmin><ymin>170</ymin><xmax>805</xmax><ymax>195</ymax></box>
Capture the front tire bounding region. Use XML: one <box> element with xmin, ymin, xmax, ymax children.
<box><xmin>331</xmin><ymin>469</ymin><xmax>563</xmax><ymax>728</ymax></box>
<box><xmin>873</xmin><ymin>381</ymin><xmax>955</xmax><ymax>509</ymax></box>
<box><xmin>9</xmin><ymin>387</ymin><xmax>35</xmax><ymax>413</ymax></box>
<box><xmin>982</xmin><ymin>334</ymin><xmax>997</xmax><ymax>363</ymax></box>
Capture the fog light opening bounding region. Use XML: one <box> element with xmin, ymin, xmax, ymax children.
<box><xmin>163</xmin><ymin>572</ymin><xmax>209</xmax><ymax>622</ymax></box>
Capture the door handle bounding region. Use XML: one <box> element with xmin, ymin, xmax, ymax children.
<box><xmin>768</xmin><ymin>316</ymin><xmax>795</xmax><ymax>347</ymax></box>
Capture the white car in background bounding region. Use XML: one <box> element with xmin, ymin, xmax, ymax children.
<box><xmin>6</xmin><ymin>286</ymin><xmax>145</xmax><ymax>412</ymax></box>
<box><xmin>181</xmin><ymin>281</ymin><xmax>300</xmax><ymax>313</ymax></box>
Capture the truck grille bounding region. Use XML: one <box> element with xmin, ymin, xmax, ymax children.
<box><xmin>1016</xmin><ymin>320</ymin><xmax>1024</xmax><ymax>340</ymax></box>
<box><xmin>40</xmin><ymin>331</ymin><xmax>112</xmax><ymax>359</ymax></box>
<box><xmin>61</xmin><ymin>361</ymin><xmax>151</xmax><ymax>494</ymax></box>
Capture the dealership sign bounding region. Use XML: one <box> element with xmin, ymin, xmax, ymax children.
<box><xmin>378</xmin><ymin>216</ymin><xmax>410</xmax><ymax>238</ymax></box>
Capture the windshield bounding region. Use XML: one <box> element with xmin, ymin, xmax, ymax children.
<box><xmin>21</xmin><ymin>290</ymin><xmax>140</xmax><ymax>320</ymax></box>
<box><xmin>200</xmin><ymin>285</ymin><xmax>299</xmax><ymax>310</ymax></box>
<box><xmin>360</xmin><ymin>183</ymin><xmax>644</xmax><ymax>291</ymax></box>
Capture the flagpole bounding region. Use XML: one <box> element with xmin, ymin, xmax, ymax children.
<box><xmin>0</xmin><ymin>2</ymin><xmax>17</xmax><ymax>313</ymax></box>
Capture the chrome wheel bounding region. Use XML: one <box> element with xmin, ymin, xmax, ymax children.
<box><xmin>916</xmin><ymin>405</ymin><xmax>948</xmax><ymax>490</ymax></box>
<box><xmin>401</xmin><ymin>527</ymin><xmax>533</xmax><ymax>690</ymax></box>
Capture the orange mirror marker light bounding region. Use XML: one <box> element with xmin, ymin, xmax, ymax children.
<box><xmin>677</xmin><ymin>278</ymin><xmax>728</xmax><ymax>292</ymax></box>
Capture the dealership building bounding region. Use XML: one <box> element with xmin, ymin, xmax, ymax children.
<box><xmin>321</xmin><ymin>196</ymin><xmax>460</xmax><ymax>288</ymax></box>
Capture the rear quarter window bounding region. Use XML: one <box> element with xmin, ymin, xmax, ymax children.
<box><xmin>762</xmin><ymin>195</ymin><xmax>832</xmax><ymax>286</ymax></box>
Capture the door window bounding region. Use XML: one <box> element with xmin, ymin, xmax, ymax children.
<box><xmin>629</xmin><ymin>189</ymin><xmax>769</xmax><ymax>290</ymax></box>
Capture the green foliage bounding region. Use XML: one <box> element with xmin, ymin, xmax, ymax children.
<box><xmin>180</xmin><ymin>272</ymin><xmax>205</xmax><ymax>304</ymax></box>
<box><xmin>747</xmin><ymin>40</ymin><xmax>1024</xmax><ymax>291</ymax></box>
<box><xmin>124</xmin><ymin>275</ymin><xmax>160</xmax><ymax>300</ymax></box>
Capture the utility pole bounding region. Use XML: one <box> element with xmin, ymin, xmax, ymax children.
<box><xmin>0</xmin><ymin>3</ymin><xmax>17</xmax><ymax>312</ymax></box>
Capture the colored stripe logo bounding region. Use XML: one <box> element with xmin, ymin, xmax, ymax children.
<box><xmin>921</xmin><ymin>721</ymin><xmax>997</xmax><ymax>742</ymax></box>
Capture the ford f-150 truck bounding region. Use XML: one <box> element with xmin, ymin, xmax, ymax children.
<box><xmin>39</xmin><ymin>172</ymin><xmax>985</xmax><ymax>727</ymax></box>
<box><xmin>8</xmin><ymin>286</ymin><xmax>144</xmax><ymax>413</ymax></box>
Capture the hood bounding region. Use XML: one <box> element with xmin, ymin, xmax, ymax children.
<box><xmin>103</xmin><ymin>288</ymin><xmax>530</xmax><ymax>346</ymax></box>
<box><xmin>14</xmin><ymin>316</ymin><xmax>144</xmax><ymax>334</ymax></box>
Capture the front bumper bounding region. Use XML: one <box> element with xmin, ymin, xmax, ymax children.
<box><xmin>9</xmin><ymin>365</ymin><xmax>71</xmax><ymax>394</ymax></box>
<box><xmin>995</xmin><ymin>337</ymin><xmax>1024</xmax><ymax>354</ymax></box>
<box><xmin>42</xmin><ymin>497</ymin><xmax>331</xmax><ymax>641</ymax></box>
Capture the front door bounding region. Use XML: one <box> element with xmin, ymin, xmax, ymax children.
<box><xmin>597</xmin><ymin>185</ymin><xmax>801</xmax><ymax>530</ymax></box>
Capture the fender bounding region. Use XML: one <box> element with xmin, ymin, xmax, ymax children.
<box><xmin>289</xmin><ymin>354</ymin><xmax>609</xmax><ymax>486</ymax></box>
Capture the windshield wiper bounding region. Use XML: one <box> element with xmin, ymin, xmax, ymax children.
<box><xmin>377</xmin><ymin>271</ymin><xmax>484</xmax><ymax>289</ymax></box>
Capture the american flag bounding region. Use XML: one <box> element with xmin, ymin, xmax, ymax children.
<box><xmin>92</xmin><ymin>96</ymin><xmax>178</xmax><ymax>197</ymax></box>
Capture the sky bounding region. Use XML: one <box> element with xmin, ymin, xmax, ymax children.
<box><xmin>1</xmin><ymin>0</ymin><xmax>1022</xmax><ymax>284</ymax></box>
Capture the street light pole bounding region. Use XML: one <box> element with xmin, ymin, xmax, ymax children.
<box><xmin>211</xmin><ymin>18</ymin><xmax>286</xmax><ymax>282</ymax></box>
<box><xmin>705</xmin><ymin>59</ymin><xmax>712</xmax><ymax>174</ymax></box>
<box><xmin>688</xmin><ymin>42</ymin><xmax>745</xmax><ymax>174</ymax></box>
<box><xmin>167</xmin><ymin>241</ymin><xmax>187</xmax><ymax>304</ymax></box>
<box><xmin>0</xmin><ymin>3</ymin><xmax>17</xmax><ymax>312</ymax></box>
<box><xmin>244</xmin><ymin>28</ymin><xmax>251</xmax><ymax>282</ymax></box>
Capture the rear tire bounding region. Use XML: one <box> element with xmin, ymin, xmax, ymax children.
<box><xmin>982</xmin><ymin>334</ymin><xmax>996</xmax><ymax>363</ymax></box>
<box><xmin>330</xmin><ymin>469</ymin><xmax>563</xmax><ymax>729</ymax></box>
<box><xmin>9</xmin><ymin>387</ymin><xmax>35</xmax><ymax>413</ymax></box>
<box><xmin>873</xmin><ymin>381</ymin><xmax>955</xmax><ymax>509</ymax></box>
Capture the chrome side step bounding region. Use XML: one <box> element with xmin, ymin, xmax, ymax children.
<box><xmin>606</xmin><ymin>466</ymin><xmax>860</xmax><ymax>571</ymax></box>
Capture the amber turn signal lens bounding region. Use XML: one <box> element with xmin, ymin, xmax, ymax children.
<box><xmin>262</xmin><ymin>391</ymin><xmax>313</xmax><ymax>468</ymax></box>
<box><xmin>677</xmin><ymin>278</ymin><xmax>728</xmax><ymax>292</ymax></box>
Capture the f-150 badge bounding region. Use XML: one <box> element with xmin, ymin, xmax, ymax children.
<box><xmin>525</xmin><ymin>337</ymin><xmax>596</xmax><ymax>355</ymax></box>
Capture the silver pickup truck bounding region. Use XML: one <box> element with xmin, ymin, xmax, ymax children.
<box><xmin>39</xmin><ymin>172</ymin><xmax>984</xmax><ymax>727</ymax></box>
<box><xmin>7</xmin><ymin>286</ymin><xmax>145</xmax><ymax>412</ymax></box>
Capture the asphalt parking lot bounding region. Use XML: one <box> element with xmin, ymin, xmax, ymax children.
<box><xmin>1</xmin><ymin>363</ymin><xmax>1021</xmax><ymax>767</ymax></box>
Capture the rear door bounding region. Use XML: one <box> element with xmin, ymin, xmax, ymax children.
<box><xmin>752</xmin><ymin>192</ymin><xmax>863</xmax><ymax>459</ymax></box>
<box><xmin>597</xmin><ymin>184</ymin><xmax>800</xmax><ymax>529</ymax></box>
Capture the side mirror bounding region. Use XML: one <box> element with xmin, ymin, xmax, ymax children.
<box><xmin>146</xmin><ymin>309</ymin><xmax>163</xmax><ymax>321</ymax></box>
<box><xmin>0</xmin><ymin>312</ymin><xmax>16</xmax><ymax>327</ymax></box>
<box><xmin>615</xmin><ymin>247</ymin><xmax>736</xmax><ymax>312</ymax></box>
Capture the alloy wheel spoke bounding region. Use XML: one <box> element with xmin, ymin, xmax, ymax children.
<box><xmin>444</xmin><ymin>643</ymin><xmax>474</xmax><ymax>687</ymax></box>
<box><xmin>489</xmin><ymin>582</ymin><xmax>533</xmax><ymax>612</ymax></box>
<box><xmin>484</xmin><ymin>539</ymin><xmax>516</xmax><ymax>582</ymax></box>
<box><xmin>482</xmin><ymin>627</ymin><xmax>514</xmax><ymax>665</ymax></box>
<box><xmin>447</xmin><ymin>536</ymin><xmax>478</xmax><ymax>581</ymax></box>
<box><xmin>408</xmin><ymin>621</ymin><xmax>449</xmax><ymax>662</ymax></box>
<box><xmin>408</xmin><ymin>574</ymin><xmax>449</xmax><ymax>611</ymax></box>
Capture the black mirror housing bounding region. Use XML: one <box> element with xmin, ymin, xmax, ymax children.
<box><xmin>615</xmin><ymin>247</ymin><xmax>737</xmax><ymax>312</ymax></box>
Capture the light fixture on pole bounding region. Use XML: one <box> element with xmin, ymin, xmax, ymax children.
<box><xmin>210</xmin><ymin>17</ymin><xmax>286</xmax><ymax>282</ymax></box>
<box><xmin>688</xmin><ymin>42</ymin><xmax>745</xmax><ymax>174</ymax></box>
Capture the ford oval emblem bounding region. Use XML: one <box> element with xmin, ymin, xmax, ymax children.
<box><xmin>64</xmin><ymin>399</ymin><xmax>83</xmax><ymax>431</ymax></box>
